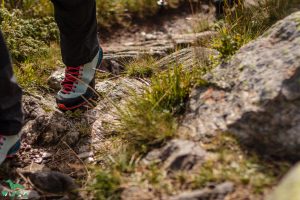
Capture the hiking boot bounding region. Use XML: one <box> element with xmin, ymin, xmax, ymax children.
<box><xmin>56</xmin><ymin>48</ymin><xmax>103</xmax><ymax>111</ymax></box>
<box><xmin>0</xmin><ymin>134</ymin><xmax>21</xmax><ymax>165</ymax></box>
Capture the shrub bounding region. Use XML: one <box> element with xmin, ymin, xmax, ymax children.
<box><xmin>2</xmin><ymin>0</ymin><xmax>53</xmax><ymax>17</ymax></box>
<box><xmin>14</xmin><ymin>43</ymin><xmax>61</xmax><ymax>91</ymax></box>
<box><xmin>0</xmin><ymin>8</ymin><xmax>59</xmax><ymax>62</ymax></box>
<box><xmin>96</xmin><ymin>0</ymin><xmax>182</xmax><ymax>28</ymax></box>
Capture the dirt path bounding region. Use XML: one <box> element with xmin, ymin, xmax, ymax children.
<box><xmin>101</xmin><ymin>4</ymin><xmax>215</xmax><ymax>56</ymax></box>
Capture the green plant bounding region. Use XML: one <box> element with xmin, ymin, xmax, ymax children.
<box><xmin>125</xmin><ymin>56</ymin><xmax>157</xmax><ymax>78</ymax></box>
<box><xmin>211</xmin><ymin>23</ymin><xmax>247</xmax><ymax>59</ymax></box>
<box><xmin>2</xmin><ymin>0</ymin><xmax>53</xmax><ymax>16</ymax></box>
<box><xmin>14</xmin><ymin>43</ymin><xmax>61</xmax><ymax>91</ymax></box>
<box><xmin>117</xmin><ymin>65</ymin><xmax>198</xmax><ymax>151</ymax></box>
<box><xmin>0</xmin><ymin>8</ymin><xmax>59</xmax><ymax>62</ymax></box>
<box><xmin>90</xmin><ymin>169</ymin><xmax>122</xmax><ymax>200</ymax></box>
<box><xmin>95</xmin><ymin>0</ymin><xmax>183</xmax><ymax>28</ymax></box>
<box><xmin>212</xmin><ymin>0</ymin><xmax>300</xmax><ymax>59</ymax></box>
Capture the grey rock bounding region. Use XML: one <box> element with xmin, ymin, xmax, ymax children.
<box><xmin>78</xmin><ymin>151</ymin><xmax>94</xmax><ymax>159</ymax></box>
<box><xmin>47</xmin><ymin>67</ymin><xmax>64</xmax><ymax>91</ymax></box>
<box><xmin>28</xmin><ymin>111</ymin><xmax>86</xmax><ymax>146</ymax></box>
<box><xmin>99</xmin><ymin>59</ymin><xmax>125</xmax><ymax>75</ymax></box>
<box><xmin>95</xmin><ymin>78</ymin><xmax>144</xmax><ymax>101</ymax></box>
<box><xmin>104</xmin><ymin>40</ymin><xmax>173</xmax><ymax>62</ymax></box>
<box><xmin>267</xmin><ymin>163</ymin><xmax>300</xmax><ymax>200</ymax></box>
<box><xmin>170</xmin><ymin>182</ymin><xmax>234</xmax><ymax>200</ymax></box>
<box><xmin>26</xmin><ymin>190</ymin><xmax>41</xmax><ymax>200</ymax></box>
<box><xmin>179</xmin><ymin>12</ymin><xmax>300</xmax><ymax>159</ymax></box>
<box><xmin>144</xmin><ymin>139</ymin><xmax>206</xmax><ymax>171</ymax></box>
<box><xmin>92</xmin><ymin>77</ymin><xmax>145</xmax><ymax>149</ymax></box>
<box><xmin>145</xmin><ymin>33</ymin><xmax>157</xmax><ymax>41</ymax></box>
<box><xmin>24</xmin><ymin>171</ymin><xmax>78</xmax><ymax>194</ymax></box>
<box><xmin>23</xmin><ymin>96</ymin><xmax>46</xmax><ymax>121</ymax></box>
<box><xmin>155</xmin><ymin>47</ymin><xmax>218</xmax><ymax>70</ymax></box>
<box><xmin>42</xmin><ymin>152</ymin><xmax>52</xmax><ymax>158</ymax></box>
<box><xmin>103</xmin><ymin>31</ymin><xmax>216</xmax><ymax>63</ymax></box>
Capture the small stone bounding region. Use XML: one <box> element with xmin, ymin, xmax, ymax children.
<box><xmin>42</xmin><ymin>152</ymin><xmax>52</xmax><ymax>158</ymax></box>
<box><xmin>85</xmin><ymin>157</ymin><xmax>94</xmax><ymax>163</ymax></box>
<box><xmin>34</xmin><ymin>158</ymin><xmax>43</xmax><ymax>164</ymax></box>
<box><xmin>145</xmin><ymin>33</ymin><xmax>157</xmax><ymax>41</ymax></box>
<box><xmin>144</xmin><ymin>139</ymin><xmax>206</xmax><ymax>171</ymax></box>
<box><xmin>170</xmin><ymin>182</ymin><xmax>234</xmax><ymax>200</ymax></box>
<box><xmin>47</xmin><ymin>68</ymin><xmax>65</xmax><ymax>91</ymax></box>
<box><xmin>19</xmin><ymin>163</ymin><xmax>48</xmax><ymax>173</ymax></box>
<box><xmin>78</xmin><ymin>152</ymin><xmax>94</xmax><ymax>159</ymax></box>
<box><xmin>23</xmin><ymin>171</ymin><xmax>78</xmax><ymax>194</ymax></box>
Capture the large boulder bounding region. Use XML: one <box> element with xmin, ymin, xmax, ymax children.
<box><xmin>179</xmin><ymin>12</ymin><xmax>300</xmax><ymax>159</ymax></box>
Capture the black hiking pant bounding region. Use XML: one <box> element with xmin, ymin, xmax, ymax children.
<box><xmin>0</xmin><ymin>0</ymin><xmax>99</xmax><ymax>136</ymax></box>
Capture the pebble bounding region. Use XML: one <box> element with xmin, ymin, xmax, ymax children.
<box><xmin>78</xmin><ymin>152</ymin><xmax>94</xmax><ymax>159</ymax></box>
<box><xmin>42</xmin><ymin>152</ymin><xmax>52</xmax><ymax>158</ymax></box>
<box><xmin>85</xmin><ymin>157</ymin><xmax>94</xmax><ymax>164</ymax></box>
<box><xmin>34</xmin><ymin>158</ymin><xmax>43</xmax><ymax>164</ymax></box>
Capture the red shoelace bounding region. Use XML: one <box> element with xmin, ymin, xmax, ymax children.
<box><xmin>61</xmin><ymin>66</ymin><xmax>83</xmax><ymax>94</ymax></box>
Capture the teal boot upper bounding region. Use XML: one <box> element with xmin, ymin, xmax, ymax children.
<box><xmin>56</xmin><ymin>48</ymin><xmax>103</xmax><ymax>110</ymax></box>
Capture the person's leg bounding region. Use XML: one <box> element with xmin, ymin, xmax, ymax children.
<box><xmin>51</xmin><ymin>0</ymin><xmax>103</xmax><ymax>111</ymax></box>
<box><xmin>51</xmin><ymin>0</ymin><xmax>99</xmax><ymax>66</ymax></box>
<box><xmin>0</xmin><ymin>30</ymin><xmax>23</xmax><ymax>164</ymax></box>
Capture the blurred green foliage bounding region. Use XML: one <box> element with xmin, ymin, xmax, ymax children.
<box><xmin>0</xmin><ymin>8</ymin><xmax>59</xmax><ymax>62</ymax></box>
<box><xmin>2</xmin><ymin>0</ymin><xmax>183</xmax><ymax>28</ymax></box>
<box><xmin>96</xmin><ymin>0</ymin><xmax>181</xmax><ymax>28</ymax></box>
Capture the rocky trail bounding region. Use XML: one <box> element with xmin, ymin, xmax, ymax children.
<box><xmin>1</xmin><ymin>5</ymin><xmax>218</xmax><ymax>199</ymax></box>
<box><xmin>2</xmin><ymin>2</ymin><xmax>300</xmax><ymax>200</ymax></box>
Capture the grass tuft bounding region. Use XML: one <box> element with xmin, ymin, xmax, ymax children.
<box><xmin>211</xmin><ymin>0</ymin><xmax>300</xmax><ymax>59</ymax></box>
<box><xmin>89</xmin><ymin>169</ymin><xmax>122</xmax><ymax>200</ymax></box>
<box><xmin>125</xmin><ymin>56</ymin><xmax>157</xmax><ymax>78</ymax></box>
<box><xmin>117</xmin><ymin>65</ymin><xmax>203</xmax><ymax>151</ymax></box>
